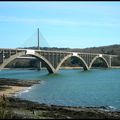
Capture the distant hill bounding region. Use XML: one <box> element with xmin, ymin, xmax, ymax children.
<box><xmin>80</xmin><ymin>44</ymin><xmax>120</xmax><ymax>55</ymax></box>
<box><xmin>21</xmin><ymin>44</ymin><xmax>120</xmax><ymax>55</ymax></box>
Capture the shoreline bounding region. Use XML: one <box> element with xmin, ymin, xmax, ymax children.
<box><xmin>6</xmin><ymin>96</ymin><xmax>120</xmax><ymax>119</ymax></box>
<box><xmin>0</xmin><ymin>85</ymin><xmax>28</xmax><ymax>97</ymax></box>
<box><xmin>2</xmin><ymin>86</ymin><xmax>119</xmax><ymax>112</ymax></box>
<box><xmin>0</xmin><ymin>78</ymin><xmax>40</xmax><ymax>97</ymax></box>
<box><xmin>0</xmin><ymin>78</ymin><xmax>120</xmax><ymax>119</ymax></box>
<box><xmin>2</xmin><ymin>66</ymin><xmax>120</xmax><ymax>71</ymax></box>
<box><xmin>111</xmin><ymin>66</ymin><xmax>120</xmax><ymax>69</ymax></box>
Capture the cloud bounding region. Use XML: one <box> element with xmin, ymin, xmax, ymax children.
<box><xmin>0</xmin><ymin>2</ymin><xmax>119</xmax><ymax>10</ymax></box>
<box><xmin>0</xmin><ymin>16</ymin><xmax>37</xmax><ymax>23</ymax></box>
<box><xmin>0</xmin><ymin>15</ymin><xmax>120</xmax><ymax>27</ymax></box>
<box><xmin>0</xmin><ymin>15</ymin><xmax>79</xmax><ymax>25</ymax></box>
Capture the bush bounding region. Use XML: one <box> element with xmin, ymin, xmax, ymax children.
<box><xmin>0</xmin><ymin>95</ymin><xmax>14</xmax><ymax>119</ymax></box>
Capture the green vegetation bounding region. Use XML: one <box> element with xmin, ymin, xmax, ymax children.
<box><xmin>6</xmin><ymin>58</ymin><xmax>38</xmax><ymax>69</ymax></box>
<box><xmin>0</xmin><ymin>95</ymin><xmax>15</xmax><ymax>119</ymax></box>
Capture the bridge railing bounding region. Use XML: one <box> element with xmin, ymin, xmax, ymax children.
<box><xmin>35</xmin><ymin>49</ymin><xmax>117</xmax><ymax>57</ymax></box>
<box><xmin>0</xmin><ymin>48</ymin><xmax>118</xmax><ymax>58</ymax></box>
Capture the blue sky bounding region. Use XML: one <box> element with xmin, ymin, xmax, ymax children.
<box><xmin>0</xmin><ymin>1</ymin><xmax>120</xmax><ymax>48</ymax></box>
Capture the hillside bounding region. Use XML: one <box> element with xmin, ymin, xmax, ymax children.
<box><xmin>22</xmin><ymin>44</ymin><xmax>120</xmax><ymax>55</ymax></box>
<box><xmin>80</xmin><ymin>44</ymin><xmax>120</xmax><ymax>55</ymax></box>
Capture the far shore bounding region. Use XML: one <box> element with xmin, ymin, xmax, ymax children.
<box><xmin>3</xmin><ymin>67</ymin><xmax>81</xmax><ymax>70</ymax></box>
<box><xmin>60</xmin><ymin>66</ymin><xmax>82</xmax><ymax>69</ymax></box>
<box><xmin>111</xmin><ymin>66</ymin><xmax>120</xmax><ymax>68</ymax></box>
<box><xmin>2</xmin><ymin>66</ymin><xmax>120</xmax><ymax>71</ymax></box>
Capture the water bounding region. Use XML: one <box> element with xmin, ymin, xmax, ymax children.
<box><xmin>0</xmin><ymin>68</ymin><xmax>120</xmax><ymax>111</ymax></box>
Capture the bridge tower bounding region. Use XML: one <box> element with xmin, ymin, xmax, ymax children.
<box><xmin>37</xmin><ymin>28</ymin><xmax>40</xmax><ymax>50</ymax></box>
<box><xmin>37</xmin><ymin>28</ymin><xmax>42</xmax><ymax>70</ymax></box>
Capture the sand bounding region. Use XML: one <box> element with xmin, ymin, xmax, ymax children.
<box><xmin>0</xmin><ymin>85</ymin><xmax>27</xmax><ymax>97</ymax></box>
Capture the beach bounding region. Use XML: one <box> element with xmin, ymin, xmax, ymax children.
<box><xmin>0</xmin><ymin>85</ymin><xmax>27</xmax><ymax>97</ymax></box>
<box><xmin>0</xmin><ymin>78</ymin><xmax>40</xmax><ymax>97</ymax></box>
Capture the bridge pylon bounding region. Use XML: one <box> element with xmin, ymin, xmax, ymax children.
<box><xmin>37</xmin><ymin>28</ymin><xmax>40</xmax><ymax>50</ymax></box>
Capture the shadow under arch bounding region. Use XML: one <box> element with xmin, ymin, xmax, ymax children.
<box><xmin>55</xmin><ymin>54</ymin><xmax>89</xmax><ymax>73</ymax></box>
<box><xmin>89</xmin><ymin>56</ymin><xmax>109</xmax><ymax>69</ymax></box>
<box><xmin>0</xmin><ymin>52</ymin><xmax>55</xmax><ymax>73</ymax></box>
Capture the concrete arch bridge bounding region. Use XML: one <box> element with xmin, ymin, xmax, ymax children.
<box><xmin>0</xmin><ymin>48</ymin><xmax>117</xmax><ymax>73</ymax></box>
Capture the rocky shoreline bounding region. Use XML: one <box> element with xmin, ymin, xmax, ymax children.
<box><xmin>0</xmin><ymin>78</ymin><xmax>120</xmax><ymax>119</ymax></box>
<box><xmin>0</xmin><ymin>78</ymin><xmax>40</xmax><ymax>87</ymax></box>
<box><xmin>5</xmin><ymin>97</ymin><xmax>120</xmax><ymax>119</ymax></box>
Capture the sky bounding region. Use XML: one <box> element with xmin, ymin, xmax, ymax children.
<box><xmin>0</xmin><ymin>1</ymin><xmax>120</xmax><ymax>49</ymax></box>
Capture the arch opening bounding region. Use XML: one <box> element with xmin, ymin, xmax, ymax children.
<box><xmin>6</xmin><ymin>55</ymin><xmax>37</xmax><ymax>69</ymax></box>
<box><xmin>89</xmin><ymin>56</ymin><xmax>109</xmax><ymax>69</ymax></box>
<box><xmin>56</xmin><ymin>54</ymin><xmax>89</xmax><ymax>72</ymax></box>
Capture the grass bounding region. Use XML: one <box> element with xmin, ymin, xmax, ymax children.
<box><xmin>0</xmin><ymin>94</ymin><xmax>14</xmax><ymax>119</ymax></box>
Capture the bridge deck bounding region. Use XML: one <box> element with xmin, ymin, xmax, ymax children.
<box><xmin>0</xmin><ymin>48</ymin><xmax>117</xmax><ymax>57</ymax></box>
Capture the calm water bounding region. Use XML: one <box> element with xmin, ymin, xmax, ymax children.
<box><xmin>0</xmin><ymin>68</ymin><xmax>120</xmax><ymax>110</ymax></box>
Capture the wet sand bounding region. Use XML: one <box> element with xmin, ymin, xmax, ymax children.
<box><xmin>0</xmin><ymin>78</ymin><xmax>40</xmax><ymax>97</ymax></box>
<box><xmin>0</xmin><ymin>85</ymin><xmax>27</xmax><ymax>97</ymax></box>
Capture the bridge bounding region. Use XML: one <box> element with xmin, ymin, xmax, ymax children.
<box><xmin>0</xmin><ymin>28</ymin><xmax>118</xmax><ymax>73</ymax></box>
<box><xmin>0</xmin><ymin>48</ymin><xmax>117</xmax><ymax>73</ymax></box>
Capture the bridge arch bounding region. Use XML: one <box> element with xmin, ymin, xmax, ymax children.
<box><xmin>89</xmin><ymin>55</ymin><xmax>109</xmax><ymax>69</ymax></box>
<box><xmin>55</xmin><ymin>54</ymin><xmax>89</xmax><ymax>72</ymax></box>
<box><xmin>0</xmin><ymin>52</ymin><xmax>55</xmax><ymax>73</ymax></box>
<box><xmin>31</xmin><ymin>52</ymin><xmax>55</xmax><ymax>73</ymax></box>
<box><xmin>0</xmin><ymin>52</ymin><xmax>25</xmax><ymax>70</ymax></box>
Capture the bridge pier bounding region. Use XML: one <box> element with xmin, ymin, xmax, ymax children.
<box><xmin>109</xmin><ymin>55</ymin><xmax>112</xmax><ymax>68</ymax></box>
<box><xmin>37</xmin><ymin>61</ymin><xmax>42</xmax><ymax>70</ymax></box>
<box><xmin>0</xmin><ymin>51</ymin><xmax>4</xmax><ymax>64</ymax></box>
